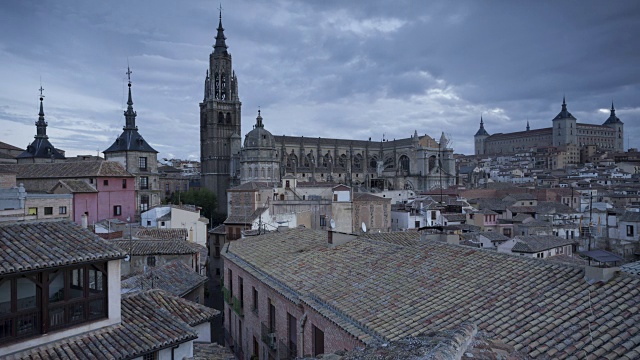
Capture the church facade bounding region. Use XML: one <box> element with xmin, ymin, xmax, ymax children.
<box><xmin>200</xmin><ymin>13</ymin><xmax>455</xmax><ymax>210</ymax></box>
<box><xmin>475</xmin><ymin>98</ymin><xmax>624</xmax><ymax>156</ymax></box>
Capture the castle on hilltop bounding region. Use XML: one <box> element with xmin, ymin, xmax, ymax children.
<box><xmin>474</xmin><ymin>98</ymin><xmax>624</xmax><ymax>157</ymax></box>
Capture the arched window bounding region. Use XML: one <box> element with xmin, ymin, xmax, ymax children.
<box><xmin>218</xmin><ymin>112</ymin><xmax>224</xmax><ymax>123</ymax></box>
<box><xmin>261</xmin><ymin>168</ymin><xmax>265</xmax><ymax>178</ymax></box>
<box><xmin>214</xmin><ymin>73</ymin><xmax>219</xmax><ymax>99</ymax></box>
<box><xmin>369</xmin><ymin>156</ymin><xmax>378</xmax><ymax>169</ymax></box>
<box><xmin>248</xmin><ymin>168</ymin><xmax>253</xmax><ymax>178</ymax></box>
<box><xmin>226</xmin><ymin>112</ymin><xmax>231</xmax><ymax>124</ymax></box>
<box><xmin>221</xmin><ymin>73</ymin><xmax>227</xmax><ymax>100</ymax></box>
<box><xmin>353</xmin><ymin>154</ymin><xmax>363</xmax><ymax>170</ymax></box>
<box><xmin>399</xmin><ymin>155</ymin><xmax>410</xmax><ymax>172</ymax></box>
<box><xmin>338</xmin><ymin>154</ymin><xmax>348</xmax><ymax>168</ymax></box>
<box><xmin>428</xmin><ymin>155</ymin><xmax>437</xmax><ymax>171</ymax></box>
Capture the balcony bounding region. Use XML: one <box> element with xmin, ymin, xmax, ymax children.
<box><xmin>221</xmin><ymin>285</ymin><xmax>231</xmax><ymax>304</ymax></box>
<box><xmin>231</xmin><ymin>296</ymin><xmax>243</xmax><ymax>317</ymax></box>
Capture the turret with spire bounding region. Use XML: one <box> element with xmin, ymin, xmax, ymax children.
<box><xmin>16</xmin><ymin>86</ymin><xmax>66</xmax><ymax>163</ymax></box>
<box><xmin>124</xmin><ymin>66</ymin><xmax>137</xmax><ymax>130</ymax></box>
<box><xmin>474</xmin><ymin>116</ymin><xmax>490</xmax><ymax>156</ymax></box>
<box><xmin>603</xmin><ymin>102</ymin><xmax>624</xmax><ymax>151</ymax></box>
<box><xmin>213</xmin><ymin>9</ymin><xmax>228</xmax><ymax>56</ymax></box>
<box><xmin>603</xmin><ymin>102</ymin><xmax>623</xmax><ymax>125</ymax></box>
<box><xmin>526</xmin><ymin>120</ymin><xmax>530</xmax><ymax>132</ymax></box>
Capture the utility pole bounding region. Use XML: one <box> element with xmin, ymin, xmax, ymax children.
<box><xmin>588</xmin><ymin>192</ymin><xmax>593</xmax><ymax>251</ymax></box>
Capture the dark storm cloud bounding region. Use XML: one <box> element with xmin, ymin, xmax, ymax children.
<box><xmin>1</xmin><ymin>0</ymin><xmax>639</xmax><ymax>157</ymax></box>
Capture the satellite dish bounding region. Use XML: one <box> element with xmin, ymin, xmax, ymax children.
<box><xmin>330</xmin><ymin>219</ymin><xmax>336</xmax><ymax>229</ymax></box>
<box><xmin>124</xmin><ymin>255</ymin><xmax>130</xmax><ymax>262</ymax></box>
<box><xmin>362</xmin><ymin>222</ymin><xmax>367</xmax><ymax>233</ymax></box>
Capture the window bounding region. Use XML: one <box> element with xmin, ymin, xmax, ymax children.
<box><xmin>147</xmin><ymin>256</ymin><xmax>156</xmax><ymax>267</ymax></box>
<box><xmin>288</xmin><ymin>313</ymin><xmax>298</xmax><ymax>358</ymax></box>
<box><xmin>238</xmin><ymin>277</ymin><xmax>244</xmax><ymax>308</ymax></box>
<box><xmin>142</xmin><ymin>352</ymin><xmax>158</xmax><ymax>360</ymax></box>
<box><xmin>320</xmin><ymin>215</ymin><xmax>326</xmax><ymax>227</ymax></box>
<box><xmin>312</xmin><ymin>325</ymin><xmax>325</xmax><ymax>356</ymax></box>
<box><xmin>140</xmin><ymin>195</ymin><xmax>150</xmax><ymax>211</ymax></box>
<box><xmin>103</xmin><ymin>180</ymin><xmax>109</xmax><ymax>186</ymax></box>
<box><xmin>140</xmin><ymin>177</ymin><xmax>149</xmax><ymax>190</ymax></box>
<box><xmin>113</xmin><ymin>205</ymin><xmax>122</xmax><ymax>216</ymax></box>
<box><xmin>228</xmin><ymin>269</ymin><xmax>233</xmax><ymax>298</ymax></box>
<box><xmin>252</xmin><ymin>286</ymin><xmax>258</xmax><ymax>313</ymax></box>
<box><xmin>139</xmin><ymin>157</ymin><xmax>148</xmax><ymax>171</ymax></box>
<box><xmin>59</xmin><ymin>206</ymin><xmax>67</xmax><ymax>215</ymax></box>
<box><xmin>122</xmin><ymin>179</ymin><xmax>127</xmax><ymax>189</ymax></box>
<box><xmin>44</xmin><ymin>207</ymin><xmax>53</xmax><ymax>215</ymax></box>
<box><xmin>627</xmin><ymin>225</ymin><xmax>634</xmax><ymax>237</ymax></box>
<box><xmin>268</xmin><ymin>298</ymin><xmax>276</xmax><ymax>332</ymax></box>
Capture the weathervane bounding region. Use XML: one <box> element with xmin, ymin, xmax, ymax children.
<box><xmin>38</xmin><ymin>85</ymin><xmax>44</xmax><ymax>99</ymax></box>
<box><xmin>126</xmin><ymin>66</ymin><xmax>132</xmax><ymax>84</ymax></box>
<box><xmin>218</xmin><ymin>3</ymin><xmax>223</xmax><ymax>18</ymax></box>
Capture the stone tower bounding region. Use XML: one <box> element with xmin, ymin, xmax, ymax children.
<box><xmin>104</xmin><ymin>67</ymin><xmax>160</xmax><ymax>216</ymax></box>
<box><xmin>200</xmin><ymin>11</ymin><xmax>242</xmax><ymax>214</ymax></box>
<box><xmin>474</xmin><ymin>116</ymin><xmax>489</xmax><ymax>156</ymax></box>
<box><xmin>552</xmin><ymin>97</ymin><xmax>577</xmax><ymax>147</ymax></box>
<box><xmin>603</xmin><ymin>102</ymin><xmax>624</xmax><ymax>151</ymax></box>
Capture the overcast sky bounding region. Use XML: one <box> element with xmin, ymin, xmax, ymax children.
<box><xmin>1</xmin><ymin>1</ymin><xmax>639</xmax><ymax>160</ymax></box>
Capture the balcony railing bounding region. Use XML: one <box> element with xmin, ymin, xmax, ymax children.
<box><xmin>221</xmin><ymin>285</ymin><xmax>231</xmax><ymax>304</ymax></box>
<box><xmin>261</xmin><ymin>322</ymin><xmax>277</xmax><ymax>351</ymax></box>
<box><xmin>231</xmin><ymin>296</ymin><xmax>243</xmax><ymax>317</ymax></box>
<box><xmin>0</xmin><ymin>309</ymin><xmax>40</xmax><ymax>344</ymax></box>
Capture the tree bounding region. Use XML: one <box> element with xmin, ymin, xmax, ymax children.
<box><xmin>170</xmin><ymin>188</ymin><xmax>218</xmax><ymax>222</ymax></box>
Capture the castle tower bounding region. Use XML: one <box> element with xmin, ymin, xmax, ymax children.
<box><xmin>17</xmin><ymin>87</ymin><xmax>66</xmax><ymax>163</ymax></box>
<box><xmin>552</xmin><ymin>97</ymin><xmax>578</xmax><ymax>147</ymax></box>
<box><xmin>200</xmin><ymin>10</ymin><xmax>242</xmax><ymax>213</ymax></box>
<box><xmin>474</xmin><ymin>116</ymin><xmax>489</xmax><ymax>155</ymax></box>
<box><xmin>603</xmin><ymin>102</ymin><xmax>624</xmax><ymax>151</ymax></box>
<box><xmin>104</xmin><ymin>67</ymin><xmax>160</xmax><ymax>216</ymax></box>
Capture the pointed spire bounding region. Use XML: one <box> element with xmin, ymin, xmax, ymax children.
<box><xmin>526</xmin><ymin>120</ymin><xmax>530</xmax><ymax>131</ymax></box>
<box><xmin>35</xmin><ymin>86</ymin><xmax>48</xmax><ymax>139</ymax></box>
<box><xmin>124</xmin><ymin>66</ymin><xmax>137</xmax><ymax>130</ymax></box>
<box><xmin>603</xmin><ymin>101</ymin><xmax>622</xmax><ymax>125</ymax></box>
<box><xmin>213</xmin><ymin>5</ymin><xmax>228</xmax><ymax>55</ymax></box>
<box><xmin>475</xmin><ymin>115</ymin><xmax>489</xmax><ymax>137</ymax></box>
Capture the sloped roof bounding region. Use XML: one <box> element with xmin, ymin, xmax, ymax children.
<box><xmin>353</xmin><ymin>192</ymin><xmax>389</xmax><ymax>202</ymax></box>
<box><xmin>0</xmin><ymin>141</ymin><xmax>23</xmax><ymax>151</ymax></box>
<box><xmin>618</xmin><ymin>211</ymin><xmax>640</xmax><ymax>223</ymax></box>
<box><xmin>122</xmin><ymin>260</ymin><xmax>208</xmax><ymax>297</ymax></box>
<box><xmin>361</xmin><ymin>231</ymin><xmax>420</xmax><ymax>246</ymax></box>
<box><xmin>5</xmin><ymin>290</ymin><xmax>200</xmax><ymax>360</ymax></box>
<box><xmin>0</xmin><ymin>221</ymin><xmax>125</xmax><ymax>275</ymax></box>
<box><xmin>0</xmin><ymin>161</ymin><xmax>132</xmax><ymax>179</ymax></box>
<box><xmin>511</xmin><ymin>235</ymin><xmax>576</xmax><ymax>253</ymax></box>
<box><xmin>228</xmin><ymin>181</ymin><xmax>277</xmax><ymax>191</ymax></box>
<box><xmin>441</xmin><ymin>213</ymin><xmax>466</xmax><ymax>222</ymax></box>
<box><xmin>475</xmin><ymin>231</ymin><xmax>509</xmax><ymax>242</ymax></box>
<box><xmin>225</xmin><ymin>206</ymin><xmax>268</xmax><ymax>225</ymax></box>
<box><xmin>103</xmin><ymin>128</ymin><xmax>158</xmax><ymax>154</ymax></box>
<box><xmin>111</xmin><ymin>238</ymin><xmax>202</xmax><ymax>256</ymax></box>
<box><xmin>209</xmin><ymin>224</ymin><xmax>226</xmax><ymax>234</ymax></box>
<box><xmin>52</xmin><ymin>179</ymin><xmax>98</xmax><ymax>193</ymax></box>
<box><xmin>223</xmin><ymin>228</ymin><xmax>640</xmax><ymax>358</ymax></box>
<box><xmin>135</xmin><ymin>228</ymin><xmax>188</xmax><ymax>240</ymax></box>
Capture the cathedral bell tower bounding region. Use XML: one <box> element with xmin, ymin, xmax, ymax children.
<box><xmin>200</xmin><ymin>9</ymin><xmax>242</xmax><ymax>214</ymax></box>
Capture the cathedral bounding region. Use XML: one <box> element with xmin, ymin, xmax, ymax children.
<box><xmin>474</xmin><ymin>98</ymin><xmax>624</xmax><ymax>156</ymax></box>
<box><xmin>199</xmin><ymin>13</ymin><xmax>455</xmax><ymax>212</ymax></box>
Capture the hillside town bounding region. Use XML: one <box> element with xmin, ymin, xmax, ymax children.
<box><xmin>2</xmin><ymin>5</ymin><xmax>640</xmax><ymax>360</ymax></box>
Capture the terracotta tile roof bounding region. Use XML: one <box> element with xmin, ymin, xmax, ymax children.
<box><xmin>0</xmin><ymin>141</ymin><xmax>23</xmax><ymax>151</ymax></box>
<box><xmin>111</xmin><ymin>238</ymin><xmax>203</xmax><ymax>256</ymax></box>
<box><xmin>191</xmin><ymin>343</ymin><xmax>235</xmax><ymax>360</ymax></box>
<box><xmin>122</xmin><ymin>260</ymin><xmax>208</xmax><ymax>297</ymax></box>
<box><xmin>353</xmin><ymin>192</ymin><xmax>390</xmax><ymax>202</ymax></box>
<box><xmin>140</xmin><ymin>288</ymin><xmax>219</xmax><ymax>326</ymax></box>
<box><xmin>511</xmin><ymin>235</ymin><xmax>577</xmax><ymax>253</ymax></box>
<box><xmin>0</xmin><ymin>161</ymin><xmax>133</xmax><ymax>179</ymax></box>
<box><xmin>442</xmin><ymin>213</ymin><xmax>466</xmax><ymax>222</ymax></box>
<box><xmin>135</xmin><ymin>228</ymin><xmax>188</xmax><ymax>240</ymax></box>
<box><xmin>224</xmin><ymin>228</ymin><xmax>640</xmax><ymax>358</ymax></box>
<box><xmin>0</xmin><ymin>221</ymin><xmax>125</xmax><ymax>275</ymax></box>
<box><xmin>361</xmin><ymin>231</ymin><xmax>421</xmax><ymax>246</ymax></box>
<box><xmin>5</xmin><ymin>290</ymin><xmax>200</xmax><ymax>360</ymax></box>
<box><xmin>209</xmin><ymin>224</ymin><xmax>226</xmax><ymax>234</ymax></box>
<box><xmin>225</xmin><ymin>207</ymin><xmax>268</xmax><ymax>225</ymax></box>
<box><xmin>52</xmin><ymin>179</ymin><xmax>98</xmax><ymax>193</ymax></box>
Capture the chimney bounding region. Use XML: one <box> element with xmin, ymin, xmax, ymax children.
<box><xmin>327</xmin><ymin>230</ymin><xmax>357</xmax><ymax>249</ymax></box>
<box><xmin>81</xmin><ymin>213</ymin><xmax>88</xmax><ymax>229</ymax></box>
<box><xmin>584</xmin><ymin>266</ymin><xmax>619</xmax><ymax>284</ymax></box>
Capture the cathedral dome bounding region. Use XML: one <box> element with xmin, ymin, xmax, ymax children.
<box><xmin>243</xmin><ymin>111</ymin><xmax>275</xmax><ymax>149</ymax></box>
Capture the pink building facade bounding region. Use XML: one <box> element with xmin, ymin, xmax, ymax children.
<box><xmin>51</xmin><ymin>176</ymin><xmax>135</xmax><ymax>226</ymax></box>
<box><xmin>222</xmin><ymin>259</ymin><xmax>363</xmax><ymax>359</ymax></box>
